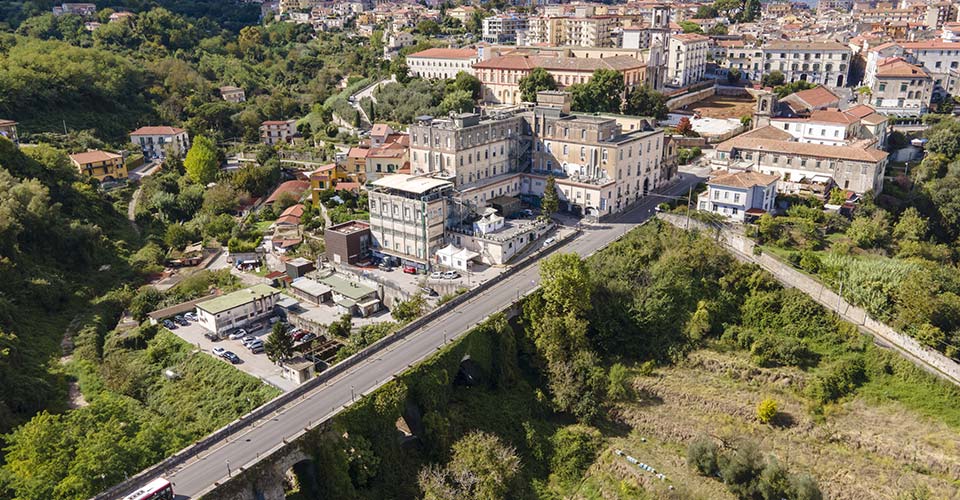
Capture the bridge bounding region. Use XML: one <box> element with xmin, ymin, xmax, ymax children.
<box><xmin>98</xmin><ymin>174</ymin><xmax>702</xmax><ymax>500</ymax></box>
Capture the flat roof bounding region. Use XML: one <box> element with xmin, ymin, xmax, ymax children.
<box><xmin>291</xmin><ymin>279</ymin><xmax>332</xmax><ymax>297</ymax></box>
<box><xmin>317</xmin><ymin>274</ymin><xmax>377</xmax><ymax>300</ymax></box>
<box><xmin>371</xmin><ymin>174</ymin><xmax>452</xmax><ymax>194</ymax></box>
<box><xmin>196</xmin><ymin>284</ymin><xmax>279</xmax><ymax>315</ymax></box>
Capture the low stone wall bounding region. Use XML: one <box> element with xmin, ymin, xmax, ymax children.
<box><xmin>658</xmin><ymin>213</ymin><xmax>960</xmax><ymax>388</ymax></box>
<box><xmin>666</xmin><ymin>85</ymin><xmax>717</xmax><ymax>111</ymax></box>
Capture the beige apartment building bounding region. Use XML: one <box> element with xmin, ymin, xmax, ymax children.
<box><xmin>474</xmin><ymin>54</ymin><xmax>646</xmax><ymax>105</ymax></box>
<box><xmin>367</xmin><ymin>174</ymin><xmax>453</xmax><ymax>268</ymax></box>
<box><xmin>760</xmin><ymin>41</ymin><xmax>852</xmax><ymax>88</ymax></box>
<box><xmin>524</xmin><ymin>93</ymin><xmax>666</xmax><ymax>217</ymax></box>
<box><xmin>869</xmin><ymin>57</ymin><xmax>933</xmax><ymax>116</ymax></box>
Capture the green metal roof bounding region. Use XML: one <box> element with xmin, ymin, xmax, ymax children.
<box><xmin>197</xmin><ymin>284</ymin><xmax>279</xmax><ymax>315</ymax></box>
<box><xmin>317</xmin><ymin>274</ymin><xmax>376</xmax><ymax>300</ymax></box>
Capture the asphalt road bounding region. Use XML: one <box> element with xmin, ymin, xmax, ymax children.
<box><xmin>154</xmin><ymin>174</ymin><xmax>703</xmax><ymax>499</ymax></box>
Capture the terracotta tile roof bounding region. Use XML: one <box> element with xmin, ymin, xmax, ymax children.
<box><xmin>808</xmin><ymin>109</ymin><xmax>861</xmax><ymax>125</ymax></box>
<box><xmin>709</xmin><ymin>171</ymin><xmax>779</xmax><ymax>188</ymax></box>
<box><xmin>130</xmin><ymin>126</ymin><xmax>185</xmax><ymax>136</ymax></box>
<box><xmin>672</xmin><ymin>33</ymin><xmax>710</xmax><ymax>42</ymax></box>
<box><xmin>844</xmin><ymin>104</ymin><xmax>877</xmax><ymax>119</ymax></box>
<box><xmin>309</xmin><ymin>164</ymin><xmax>337</xmax><ymax>178</ymax></box>
<box><xmin>69</xmin><ymin>150</ymin><xmax>122</xmax><ymax>164</ymax></box>
<box><xmin>718</xmin><ymin>136</ymin><xmax>889</xmax><ymax>162</ymax></box>
<box><xmin>408</xmin><ymin>48</ymin><xmax>478</xmax><ymax>59</ymax></box>
<box><xmin>265</xmin><ymin>180</ymin><xmax>310</xmax><ymax>204</ymax></box>
<box><xmin>900</xmin><ymin>39</ymin><xmax>960</xmax><ymax>49</ymax></box>
<box><xmin>370</xmin><ymin>123</ymin><xmax>391</xmax><ymax>137</ymax></box>
<box><xmin>261</xmin><ymin>120</ymin><xmax>295</xmax><ymax>126</ymax></box>
<box><xmin>333</xmin><ymin>181</ymin><xmax>361</xmax><ymax>192</ymax></box>
<box><xmin>738</xmin><ymin>126</ymin><xmax>793</xmax><ymax>141</ymax></box>
<box><xmin>279</xmin><ymin>204</ymin><xmax>305</xmax><ymax>218</ymax></box>
<box><xmin>0</xmin><ymin>119</ymin><xmax>15</xmax><ymax>126</ymax></box>
<box><xmin>474</xmin><ymin>54</ymin><xmax>645</xmax><ymax>72</ymax></box>
<box><xmin>782</xmin><ymin>85</ymin><xmax>840</xmax><ymax>110</ymax></box>
<box><xmin>763</xmin><ymin>40</ymin><xmax>848</xmax><ymax>51</ymax></box>
<box><xmin>876</xmin><ymin>57</ymin><xmax>930</xmax><ymax>78</ymax></box>
<box><xmin>348</xmin><ymin>147</ymin><xmax>370</xmax><ymax>159</ymax></box>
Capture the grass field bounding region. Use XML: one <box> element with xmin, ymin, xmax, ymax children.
<box><xmin>571</xmin><ymin>349</ymin><xmax>960</xmax><ymax>500</ymax></box>
<box><xmin>690</xmin><ymin>95</ymin><xmax>757</xmax><ymax>120</ymax></box>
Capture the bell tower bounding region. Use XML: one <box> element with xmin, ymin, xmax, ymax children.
<box><xmin>753</xmin><ymin>91</ymin><xmax>777</xmax><ymax>129</ymax></box>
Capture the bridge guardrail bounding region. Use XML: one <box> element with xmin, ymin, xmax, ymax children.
<box><xmin>95</xmin><ymin>224</ymin><xmax>581</xmax><ymax>500</ymax></box>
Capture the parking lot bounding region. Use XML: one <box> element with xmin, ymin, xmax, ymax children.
<box><xmin>166</xmin><ymin>320</ymin><xmax>300</xmax><ymax>392</ymax></box>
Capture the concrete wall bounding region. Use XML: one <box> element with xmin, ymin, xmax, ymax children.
<box><xmin>658</xmin><ymin>213</ymin><xmax>960</xmax><ymax>387</ymax></box>
<box><xmin>666</xmin><ymin>85</ymin><xmax>716</xmax><ymax>111</ymax></box>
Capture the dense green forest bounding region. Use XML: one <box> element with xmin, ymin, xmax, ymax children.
<box><xmin>286</xmin><ymin>222</ymin><xmax>960</xmax><ymax>499</ymax></box>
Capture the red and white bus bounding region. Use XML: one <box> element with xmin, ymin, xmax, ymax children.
<box><xmin>121</xmin><ymin>478</ymin><xmax>174</xmax><ymax>500</ymax></box>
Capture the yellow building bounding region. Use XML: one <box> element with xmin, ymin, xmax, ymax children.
<box><xmin>309</xmin><ymin>163</ymin><xmax>343</xmax><ymax>205</ymax></box>
<box><xmin>69</xmin><ymin>150</ymin><xmax>127</xmax><ymax>182</ymax></box>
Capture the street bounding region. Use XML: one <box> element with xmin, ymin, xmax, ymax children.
<box><xmin>126</xmin><ymin>174</ymin><xmax>703</xmax><ymax>499</ymax></box>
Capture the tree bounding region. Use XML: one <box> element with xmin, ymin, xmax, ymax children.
<box><xmin>761</xmin><ymin>70</ymin><xmax>786</xmax><ymax>87</ymax></box>
<box><xmin>264</xmin><ymin>322</ymin><xmax>294</xmax><ymax>362</ymax></box>
<box><xmin>164</xmin><ymin>223</ymin><xmax>194</xmax><ymax>249</ymax></box>
<box><xmin>687</xmin><ymin>435</ymin><xmax>720</xmax><ymax>476</ymax></box>
<box><xmin>624</xmin><ymin>85</ymin><xmax>669</xmax><ymax>119</ymax></box>
<box><xmin>715</xmin><ymin>0</ymin><xmax>743</xmax><ymax>20</ymax></box>
<box><xmin>847</xmin><ymin>211</ymin><xmax>890</xmax><ymax>248</ymax></box>
<box><xmin>679</xmin><ymin>20</ymin><xmax>703</xmax><ymax>33</ymax></box>
<box><xmin>606</xmin><ymin>363</ymin><xmax>631</xmax><ymax>400</ymax></box>
<box><xmin>541</xmin><ymin>175</ymin><xmax>560</xmax><ymax>215</ymax></box>
<box><xmin>708</xmin><ymin>23</ymin><xmax>729</xmax><ymax>36</ymax></box>
<box><xmin>893</xmin><ymin>207</ymin><xmax>928</xmax><ymax>242</ymax></box>
<box><xmin>756</xmin><ymin>398</ymin><xmax>778</xmax><ymax>424</ymax></box>
<box><xmin>184</xmin><ymin>135</ymin><xmax>219</xmax><ymax>185</ymax></box>
<box><xmin>727</xmin><ymin>67</ymin><xmax>741</xmax><ymax>84</ymax></box>
<box><xmin>570</xmin><ymin>69</ymin><xmax>624</xmax><ymax>113</ymax></box>
<box><xmin>719</xmin><ymin>440</ymin><xmax>765</xmax><ymax>498</ymax></box>
<box><xmin>696</xmin><ymin>4</ymin><xmax>719</xmax><ymax>17</ymax></box>
<box><xmin>540</xmin><ymin>253</ymin><xmax>594</xmax><ymax>317</ymax></box>
<box><xmin>774</xmin><ymin>80</ymin><xmax>816</xmax><ymax>98</ymax></box>
<box><xmin>202</xmin><ymin>183</ymin><xmax>243</xmax><ymax>215</ymax></box>
<box><xmin>451</xmin><ymin>71</ymin><xmax>482</xmax><ymax>100</ymax></box>
<box><xmin>740</xmin><ymin>0</ymin><xmax>761</xmax><ymax>22</ymax></box>
<box><xmin>518</xmin><ymin>67</ymin><xmax>557</xmax><ymax>103</ymax></box>
<box><xmin>440</xmin><ymin>89</ymin><xmax>475</xmax><ymax>114</ymax></box>
<box><xmin>327</xmin><ymin>313</ymin><xmax>353</xmax><ymax>338</ymax></box>
<box><xmin>676</xmin><ymin>117</ymin><xmax>694</xmax><ymax>136</ymax></box>
<box><xmin>550</xmin><ymin>425</ymin><xmax>602</xmax><ymax>483</ymax></box>
<box><xmin>391</xmin><ymin>293</ymin><xmax>426</xmax><ymax>322</ymax></box>
<box><xmin>418</xmin><ymin>431</ymin><xmax>521</xmax><ymax>500</ymax></box>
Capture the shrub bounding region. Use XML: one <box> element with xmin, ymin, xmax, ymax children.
<box><xmin>686</xmin><ymin>435</ymin><xmax>719</xmax><ymax>476</ymax></box>
<box><xmin>807</xmin><ymin>357</ymin><xmax>866</xmax><ymax>404</ymax></box>
<box><xmin>606</xmin><ymin>363</ymin><xmax>631</xmax><ymax>401</ymax></box>
<box><xmin>719</xmin><ymin>440</ymin><xmax>765</xmax><ymax>498</ymax></box>
<box><xmin>756</xmin><ymin>398</ymin><xmax>778</xmax><ymax>424</ymax></box>
<box><xmin>550</xmin><ymin>424</ymin><xmax>602</xmax><ymax>483</ymax></box>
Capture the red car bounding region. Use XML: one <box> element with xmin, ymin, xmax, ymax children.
<box><xmin>402</xmin><ymin>265</ymin><xmax>417</xmax><ymax>274</ymax></box>
<box><xmin>292</xmin><ymin>330</ymin><xmax>309</xmax><ymax>342</ymax></box>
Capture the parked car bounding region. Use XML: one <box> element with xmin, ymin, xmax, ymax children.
<box><xmin>174</xmin><ymin>316</ymin><xmax>188</xmax><ymax>326</ymax></box>
<box><xmin>299</xmin><ymin>333</ymin><xmax>317</xmax><ymax>344</ymax></box>
<box><xmin>229</xmin><ymin>329</ymin><xmax>248</xmax><ymax>340</ymax></box>
<box><xmin>429</xmin><ymin>271</ymin><xmax>443</xmax><ymax>279</ymax></box>
<box><xmin>420</xmin><ymin>287</ymin><xmax>439</xmax><ymax>297</ymax></box>
<box><xmin>292</xmin><ymin>330</ymin><xmax>309</xmax><ymax>342</ymax></box>
<box><xmin>403</xmin><ymin>265</ymin><xmax>417</xmax><ymax>274</ymax></box>
<box><xmin>241</xmin><ymin>336</ymin><xmax>257</xmax><ymax>347</ymax></box>
<box><xmin>249</xmin><ymin>343</ymin><xmax>264</xmax><ymax>354</ymax></box>
<box><xmin>204</xmin><ymin>331</ymin><xmax>220</xmax><ymax>342</ymax></box>
<box><xmin>522</xmin><ymin>209</ymin><xmax>534</xmax><ymax>217</ymax></box>
<box><xmin>212</xmin><ymin>347</ymin><xmax>226</xmax><ymax>357</ymax></box>
<box><xmin>184</xmin><ymin>312</ymin><xmax>198</xmax><ymax>321</ymax></box>
<box><xmin>542</xmin><ymin>237</ymin><xmax>556</xmax><ymax>248</ymax></box>
<box><xmin>222</xmin><ymin>351</ymin><xmax>241</xmax><ymax>364</ymax></box>
<box><xmin>378</xmin><ymin>262</ymin><xmax>393</xmax><ymax>272</ymax></box>
<box><xmin>442</xmin><ymin>270</ymin><xmax>460</xmax><ymax>279</ymax></box>
<box><xmin>246</xmin><ymin>339</ymin><xmax>264</xmax><ymax>351</ymax></box>
<box><xmin>162</xmin><ymin>319</ymin><xmax>177</xmax><ymax>330</ymax></box>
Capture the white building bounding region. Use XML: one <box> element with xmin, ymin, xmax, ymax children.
<box><xmin>698</xmin><ymin>171</ymin><xmax>778</xmax><ymax>221</ymax></box>
<box><xmin>760</xmin><ymin>41</ymin><xmax>852</xmax><ymax>88</ymax></box>
<box><xmin>260</xmin><ymin>119</ymin><xmax>298</xmax><ymax>145</ymax></box>
<box><xmin>667</xmin><ymin>33</ymin><xmax>709</xmax><ymax>87</ymax></box>
<box><xmin>483</xmin><ymin>14</ymin><xmax>528</xmax><ymax>44</ymax></box>
<box><xmin>196</xmin><ymin>284</ymin><xmax>281</xmax><ymax>335</ymax></box>
<box><xmin>406</xmin><ymin>48</ymin><xmax>480</xmax><ymax>79</ymax></box>
<box><xmin>130</xmin><ymin>126</ymin><xmax>190</xmax><ymax>159</ymax></box>
<box><xmin>869</xmin><ymin>57</ymin><xmax>933</xmax><ymax>116</ymax></box>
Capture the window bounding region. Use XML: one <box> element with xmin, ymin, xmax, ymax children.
<box><xmin>734</xmin><ymin>193</ymin><xmax>740</xmax><ymax>203</ymax></box>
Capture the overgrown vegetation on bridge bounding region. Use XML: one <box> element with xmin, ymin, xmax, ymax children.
<box><xmin>290</xmin><ymin>222</ymin><xmax>960</xmax><ymax>499</ymax></box>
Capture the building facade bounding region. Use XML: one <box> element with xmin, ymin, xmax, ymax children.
<box><xmin>697</xmin><ymin>171</ymin><xmax>778</xmax><ymax>221</ymax></box>
<box><xmin>870</xmin><ymin>57</ymin><xmax>933</xmax><ymax>116</ymax></box>
<box><xmin>406</xmin><ymin>48</ymin><xmax>480</xmax><ymax>79</ymax></box>
<box><xmin>482</xmin><ymin>14</ymin><xmax>528</xmax><ymax>44</ymax></box>
<box><xmin>0</xmin><ymin>119</ymin><xmax>18</xmax><ymax>144</ymax></box>
<box><xmin>667</xmin><ymin>33</ymin><xmax>709</xmax><ymax>87</ymax></box>
<box><xmin>368</xmin><ymin>174</ymin><xmax>453</xmax><ymax>267</ymax></box>
<box><xmin>260</xmin><ymin>119</ymin><xmax>298</xmax><ymax>145</ymax></box>
<box><xmin>324</xmin><ymin>220</ymin><xmax>372</xmax><ymax>265</ymax></box>
<box><xmin>130</xmin><ymin>126</ymin><xmax>190</xmax><ymax>159</ymax></box>
<box><xmin>219</xmin><ymin>86</ymin><xmax>246</xmax><ymax>103</ymax></box>
<box><xmin>69</xmin><ymin>150</ymin><xmax>127</xmax><ymax>182</ymax></box>
<box><xmin>195</xmin><ymin>284</ymin><xmax>281</xmax><ymax>335</ymax></box>
<box><xmin>760</xmin><ymin>41</ymin><xmax>852</xmax><ymax>88</ymax></box>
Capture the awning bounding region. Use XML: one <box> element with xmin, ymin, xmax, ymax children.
<box><xmin>454</xmin><ymin>248</ymin><xmax>479</xmax><ymax>261</ymax></box>
<box><xmin>810</xmin><ymin>175</ymin><xmax>832</xmax><ymax>184</ymax></box>
<box><xmin>436</xmin><ymin>244</ymin><xmax>459</xmax><ymax>259</ymax></box>
<box><xmin>745</xmin><ymin>208</ymin><xmax>766</xmax><ymax>215</ymax></box>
